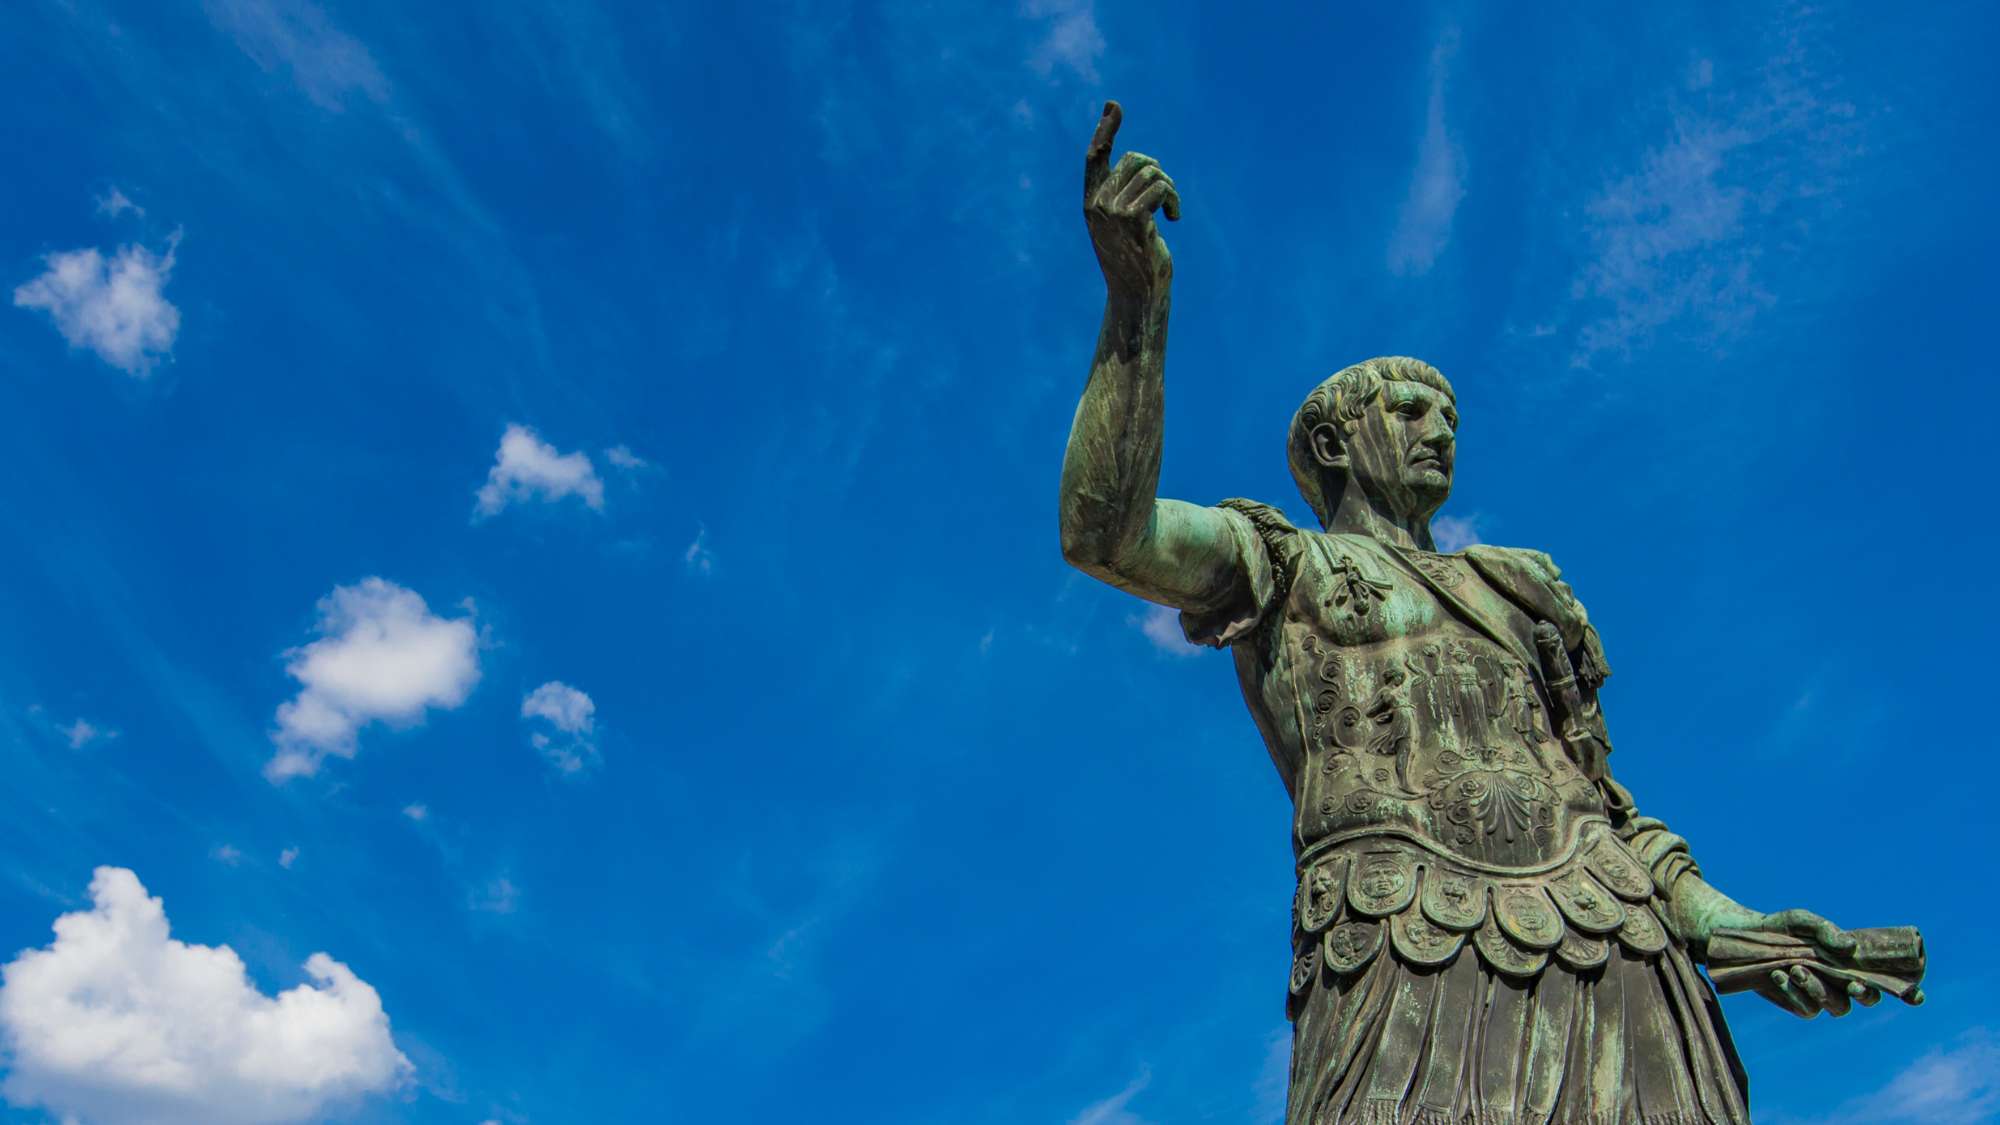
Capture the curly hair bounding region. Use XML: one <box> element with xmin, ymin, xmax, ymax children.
<box><xmin>1286</xmin><ymin>356</ymin><xmax>1455</xmax><ymax>529</ymax></box>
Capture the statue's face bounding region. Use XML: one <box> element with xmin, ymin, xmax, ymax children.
<box><xmin>1323</xmin><ymin>380</ymin><xmax>1457</xmax><ymax>522</ymax></box>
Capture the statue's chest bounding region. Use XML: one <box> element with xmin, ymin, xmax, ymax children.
<box><xmin>1271</xmin><ymin>536</ymin><xmax>1603</xmax><ymax>868</ymax></box>
<box><xmin>1287</xmin><ymin>536</ymin><xmax>1484</xmax><ymax>646</ymax></box>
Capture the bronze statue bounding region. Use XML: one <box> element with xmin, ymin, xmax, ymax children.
<box><xmin>1057</xmin><ymin>102</ymin><xmax>1924</xmax><ymax>1125</ymax></box>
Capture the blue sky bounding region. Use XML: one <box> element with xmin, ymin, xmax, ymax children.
<box><xmin>2</xmin><ymin>0</ymin><xmax>1996</xmax><ymax>1122</ymax></box>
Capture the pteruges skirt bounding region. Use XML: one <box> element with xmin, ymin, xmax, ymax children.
<box><xmin>1286</xmin><ymin>941</ymin><xmax>1749</xmax><ymax>1125</ymax></box>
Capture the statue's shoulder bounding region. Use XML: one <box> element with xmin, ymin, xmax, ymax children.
<box><xmin>1214</xmin><ymin>497</ymin><xmax>1313</xmax><ymax>581</ymax></box>
<box><xmin>1462</xmin><ymin>543</ymin><xmax>1611</xmax><ymax>683</ymax></box>
<box><xmin>1177</xmin><ymin>499</ymin><xmax>1313</xmax><ymax>650</ymax></box>
<box><xmin>1216</xmin><ymin>497</ymin><xmax>1304</xmax><ymax>538</ymax></box>
<box><xmin>1462</xmin><ymin>543</ymin><xmax>1564</xmax><ymax>585</ymax></box>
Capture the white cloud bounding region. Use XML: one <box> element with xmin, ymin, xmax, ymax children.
<box><xmin>521</xmin><ymin>681</ymin><xmax>598</xmax><ymax>775</ymax></box>
<box><xmin>211</xmin><ymin>845</ymin><xmax>243</xmax><ymax>866</ymax></box>
<box><xmin>1023</xmin><ymin>0</ymin><xmax>1104</xmax><ymax>82</ymax></box>
<box><xmin>61</xmin><ymin>718</ymin><xmax>109</xmax><ymax>749</ymax></box>
<box><xmin>277</xmin><ymin>847</ymin><xmax>299</xmax><ymax>870</ymax></box>
<box><xmin>267</xmin><ymin>578</ymin><xmax>480</xmax><ymax>782</ymax></box>
<box><xmin>684</xmin><ymin>526</ymin><xmax>714</xmax><ymax>575</ymax></box>
<box><xmin>604</xmin><ymin>444</ymin><xmax>647</xmax><ymax>470</ymax></box>
<box><xmin>1386</xmin><ymin>31</ymin><xmax>1464</xmax><ymax>277</ymax></box>
<box><xmin>1129</xmin><ymin>604</ymin><xmax>1199</xmax><ymax>657</ymax></box>
<box><xmin>1431</xmin><ymin>513</ymin><xmax>1482</xmax><ymax>552</ymax></box>
<box><xmin>1069</xmin><ymin>1068</ymin><xmax>1151</xmax><ymax>1125</ymax></box>
<box><xmin>202</xmin><ymin>0</ymin><xmax>388</xmax><ymax>111</ymax></box>
<box><xmin>0</xmin><ymin>866</ymin><xmax>409</xmax><ymax>1125</ymax></box>
<box><xmin>399</xmin><ymin>803</ymin><xmax>428</xmax><ymax>822</ymax></box>
<box><xmin>521</xmin><ymin>681</ymin><xmax>593</xmax><ymax>733</ymax></box>
<box><xmin>95</xmin><ymin>187</ymin><xmax>142</xmax><ymax>218</ymax></box>
<box><xmin>13</xmin><ymin>239</ymin><xmax>181</xmax><ymax>377</ymax></box>
<box><xmin>474</xmin><ymin>424</ymin><xmax>605</xmax><ymax>517</ymax></box>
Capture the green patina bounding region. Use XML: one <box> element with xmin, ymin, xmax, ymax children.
<box><xmin>1057</xmin><ymin>101</ymin><xmax>1925</xmax><ymax>1125</ymax></box>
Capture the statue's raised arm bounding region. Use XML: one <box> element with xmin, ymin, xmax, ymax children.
<box><xmin>1058</xmin><ymin>102</ymin><xmax>1250</xmax><ymax>612</ymax></box>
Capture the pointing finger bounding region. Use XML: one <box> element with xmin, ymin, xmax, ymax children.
<box><xmin>1084</xmin><ymin>101</ymin><xmax>1123</xmax><ymax>205</ymax></box>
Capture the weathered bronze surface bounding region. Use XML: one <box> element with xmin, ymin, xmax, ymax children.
<box><xmin>1057</xmin><ymin>101</ymin><xmax>1925</xmax><ymax>1124</ymax></box>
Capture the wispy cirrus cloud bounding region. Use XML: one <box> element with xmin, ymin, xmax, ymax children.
<box><xmin>1772</xmin><ymin>1030</ymin><xmax>1999</xmax><ymax>1124</ymax></box>
<box><xmin>683</xmin><ymin>525</ymin><xmax>715</xmax><ymax>575</ymax></box>
<box><xmin>1386</xmin><ymin>29</ymin><xmax>1465</xmax><ymax>276</ymax></box>
<box><xmin>95</xmin><ymin>186</ymin><xmax>143</xmax><ymax>218</ymax></box>
<box><xmin>1564</xmin><ymin>10</ymin><xmax>1862</xmax><ymax>366</ymax></box>
<box><xmin>1023</xmin><ymin>0</ymin><xmax>1105</xmax><ymax>83</ymax></box>
<box><xmin>201</xmin><ymin>0</ymin><xmax>388</xmax><ymax>111</ymax></box>
<box><xmin>1068</xmin><ymin>1068</ymin><xmax>1152</xmax><ymax>1125</ymax></box>
<box><xmin>13</xmin><ymin>236</ymin><xmax>181</xmax><ymax>377</ymax></box>
<box><xmin>1252</xmin><ymin>1027</ymin><xmax>1290</xmax><ymax>1124</ymax></box>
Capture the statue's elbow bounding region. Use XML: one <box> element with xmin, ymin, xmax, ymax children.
<box><xmin>1059</xmin><ymin>525</ymin><xmax>1103</xmax><ymax>571</ymax></box>
<box><xmin>1058</xmin><ymin>521</ymin><xmax>1119</xmax><ymax>579</ymax></box>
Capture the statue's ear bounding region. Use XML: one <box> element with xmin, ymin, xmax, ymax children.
<box><xmin>1308</xmin><ymin>421</ymin><xmax>1348</xmax><ymax>470</ymax></box>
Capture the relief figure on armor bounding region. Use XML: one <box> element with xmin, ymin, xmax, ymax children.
<box><xmin>1056</xmin><ymin>102</ymin><xmax>1925</xmax><ymax>1125</ymax></box>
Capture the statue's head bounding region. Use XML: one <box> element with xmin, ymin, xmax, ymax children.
<box><xmin>1287</xmin><ymin>356</ymin><xmax>1457</xmax><ymax>530</ymax></box>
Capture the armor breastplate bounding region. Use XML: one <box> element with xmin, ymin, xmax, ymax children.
<box><xmin>1279</xmin><ymin>536</ymin><xmax>1608</xmax><ymax>873</ymax></box>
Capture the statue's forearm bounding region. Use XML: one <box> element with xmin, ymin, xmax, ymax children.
<box><xmin>1058</xmin><ymin>286</ymin><xmax>1171</xmax><ymax>574</ymax></box>
<box><xmin>1660</xmin><ymin>872</ymin><xmax>1763</xmax><ymax>958</ymax></box>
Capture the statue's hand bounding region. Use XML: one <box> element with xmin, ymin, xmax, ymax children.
<box><xmin>1736</xmin><ymin>909</ymin><xmax>1879</xmax><ymax>1019</ymax></box>
<box><xmin>1083</xmin><ymin>101</ymin><xmax>1180</xmax><ymax>299</ymax></box>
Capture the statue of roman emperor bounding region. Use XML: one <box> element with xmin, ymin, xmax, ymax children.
<box><xmin>1057</xmin><ymin>102</ymin><xmax>1923</xmax><ymax>1124</ymax></box>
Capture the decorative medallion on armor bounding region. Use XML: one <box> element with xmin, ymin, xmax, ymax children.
<box><xmin>1554</xmin><ymin>930</ymin><xmax>1611</xmax><ymax>971</ymax></box>
<box><xmin>1494</xmin><ymin>886</ymin><xmax>1563</xmax><ymax>950</ymax></box>
<box><xmin>1390</xmin><ymin>905</ymin><xmax>1466</xmax><ymax>967</ymax></box>
<box><xmin>1421</xmin><ymin>869</ymin><xmax>1486</xmax><ymax>931</ymax></box>
<box><xmin>1297</xmin><ymin>854</ymin><xmax>1347</xmax><ymax>933</ymax></box>
<box><xmin>1548</xmin><ymin>869</ymin><xmax>1627</xmax><ymax>933</ymax></box>
<box><xmin>1322</xmin><ymin>920</ymin><xmax>1385</xmax><ymax>976</ymax></box>
<box><xmin>1289</xmin><ymin>945</ymin><xmax>1319</xmax><ymax>996</ymax></box>
<box><xmin>1347</xmin><ymin>850</ymin><xmax>1417</xmax><ymax>916</ymax></box>
<box><xmin>1586</xmin><ymin>835</ymin><xmax>1656</xmax><ymax>900</ymax></box>
<box><xmin>1474</xmin><ymin>915</ymin><xmax>1549</xmax><ymax>977</ymax></box>
<box><xmin>1616</xmin><ymin>902</ymin><xmax>1669</xmax><ymax>957</ymax></box>
<box><xmin>1288</xmin><ymin>828</ymin><xmax>1671</xmax><ymax>1007</ymax></box>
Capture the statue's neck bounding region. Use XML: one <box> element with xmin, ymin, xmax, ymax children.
<box><xmin>1328</xmin><ymin>489</ymin><xmax>1437</xmax><ymax>552</ymax></box>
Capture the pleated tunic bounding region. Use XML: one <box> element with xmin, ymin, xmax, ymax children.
<box><xmin>1183</xmin><ymin>501</ymin><xmax>1749</xmax><ymax>1125</ymax></box>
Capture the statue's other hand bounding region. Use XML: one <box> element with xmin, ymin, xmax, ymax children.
<box><xmin>1743</xmin><ymin>909</ymin><xmax>1873</xmax><ymax>1019</ymax></box>
<box><xmin>1083</xmin><ymin>101</ymin><xmax>1180</xmax><ymax>298</ymax></box>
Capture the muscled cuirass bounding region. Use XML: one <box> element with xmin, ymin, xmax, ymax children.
<box><xmin>1214</xmin><ymin>514</ymin><xmax>1688</xmax><ymax>1014</ymax></box>
<box><xmin>1266</xmin><ymin>533</ymin><xmax>1607</xmax><ymax>871</ymax></box>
